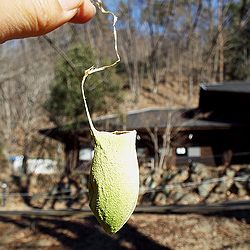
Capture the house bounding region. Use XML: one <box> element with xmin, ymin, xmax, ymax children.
<box><xmin>10</xmin><ymin>155</ymin><xmax>57</xmax><ymax>175</ymax></box>
<box><xmin>40</xmin><ymin>81</ymin><xmax>250</xmax><ymax>170</ymax></box>
<box><xmin>181</xmin><ymin>81</ymin><xmax>250</xmax><ymax>166</ymax></box>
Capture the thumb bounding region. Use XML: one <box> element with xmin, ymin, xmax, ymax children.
<box><xmin>0</xmin><ymin>0</ymin><xmax>96</xmax><ymax>43</ymax></box>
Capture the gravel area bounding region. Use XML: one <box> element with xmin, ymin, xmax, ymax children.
<box><xmin>0</xmin><ymin>212</ymin><xmax>249</xmax><ymax>250</ymax></box>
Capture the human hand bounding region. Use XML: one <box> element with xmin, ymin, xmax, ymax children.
<box><xmin>0</xmin><ymin>0</ymin><xmax>96</xmax><ymax>43</ymax></box>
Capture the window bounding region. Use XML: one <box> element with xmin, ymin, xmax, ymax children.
<box><xmin>176</xmin><ymin>147</ymin><xmax>187</xmax><ymax>156</ymax></box>
<box><xmin>188</xmin><ymin>147</ymin><xmax>201</xmax><ymax>157</ymax></box>
<box><xmin>79</xmin><ymin>148</ymin><xmax>94</xmax><ymax>161</ymax></box>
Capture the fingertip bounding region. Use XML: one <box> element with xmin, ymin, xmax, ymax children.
<box><xmin>70</xmin><ymin>0</ymin><xmax>96</xmax><ymax>23</ymax></box>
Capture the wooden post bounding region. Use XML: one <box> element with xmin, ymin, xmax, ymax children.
<box><xmin>65</xmin><ymin>134</ymin><xmax>79</xmax><ymax>175</ymax></box>
<box><xmin>1</xmin><ymin>183</ymin><xmax>8</xmax><ymax>207</ymax></box>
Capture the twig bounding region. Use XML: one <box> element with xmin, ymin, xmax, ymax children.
<box><xmin>81</xmin><ymin>0</ymin><xmax>120</xmax><ymax>132</ymax></box>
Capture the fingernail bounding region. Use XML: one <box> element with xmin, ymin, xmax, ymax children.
<box><xmin>59</xmin><ymin>0</ymin><xmax>83</xmax><ymax>11</ymax></box>
<box><xmin>86</xmin><ymin>0</ymin><xmax>96</xmax><ymax>14</ymax></box>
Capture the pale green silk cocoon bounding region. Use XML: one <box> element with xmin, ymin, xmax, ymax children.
<box><xmin>89</xmin><ymin>130</ymin><xmax>139</xmax><ymax>234</ymax></box>
<box><xmin>81</xmin><ymin>0</ymin><xmax>139</xmax><ymax>234</ymax></box>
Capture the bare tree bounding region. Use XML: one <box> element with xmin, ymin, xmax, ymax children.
<box><xmin>0</xmin><ymin>38</ymin><xmax>56</xmax><ymax>206</ymax></box>
<box><xmin>118</xmin><ymin>0</ymin><xmax>142</xmax><ymax>101</ymax></box>
<box><xmin>218</xmin><ymin>0</ymin><xmax>224</xmax><ymax>82</ymax></box>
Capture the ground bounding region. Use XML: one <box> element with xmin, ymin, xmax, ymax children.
<box><xmin>0</xmin><ymin>212</ymin><xmax>249</xmax><ymax>250</ymax></box>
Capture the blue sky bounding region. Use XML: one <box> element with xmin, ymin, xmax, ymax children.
<box><xmin>102</xmin><ymin>0</ymin><xmax>117</xmax><ymax>8</ymax></box>
<box><xmin>103</xmin><ymin>0</ymin><xmax>119</xmax><ymax>11</ymax></box>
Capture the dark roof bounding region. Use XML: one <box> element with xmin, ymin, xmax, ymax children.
<box><xmin>199</xmin><ymin>81</ymin><xmax>250</xmax><ymax>122</ymax></box>
<box><xmin>94</xmin><ymin>107</ymin><xmax>243</xmax><ymax>131</ymax></box>
<box><xmin>40</xmin><ymin>108</ymin><xmax>185</xmax><ymax>143</ymax></box>
<box><xmin>40</xmin><ymin>107</ymin><xmax>249</xmax><ymax>144</ymax></box>
<box><xmin>40</xmin><ymin>81</ymin><xmax>250</xmax><ymax>144</ymax></box>
<box><xmin>94</xmin><ymin>108</ymin><xmax>184</xmax><ymax>130</ymax></box>
<box><xmin>201</xmin><ymin>81</ymin><xmax>250</xmax><ymax>93</ymax></box>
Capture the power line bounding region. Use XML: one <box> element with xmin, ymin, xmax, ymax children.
<box><xmin>2</xmin><ymin>175</ymin><xmax>249</xmax><ymax>199</ymax></box>
<box><xmin>3</xmin><ymin>189</ymin><xmax>86</xmax><ymax>198</ymax></box>
<box><xmin>141</xmin><ymin>175</ymin><xmax>250</xmax><ymax>194</ymax></box>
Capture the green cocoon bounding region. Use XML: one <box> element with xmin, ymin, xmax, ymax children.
<box><xmin>80</xmin><ymin>1</ymin><xmax>139</xmax><ymax>234</ymax></box>
<box><xmin>89</xmin><ymin>129</ymin><xmax>139</xmax><ymax>234</ymax></box>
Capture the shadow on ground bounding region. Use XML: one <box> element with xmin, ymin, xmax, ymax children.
<box><xmin>0</xmin><ymin>215</ymin><xmax>170</xmax><ymax>250</ymax></box>
<box><xmin>208</xmin><ymin>209</ymin><xmax>250</xmax><ymax>224</ymax></box>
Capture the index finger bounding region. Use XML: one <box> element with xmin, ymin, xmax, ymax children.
<box><xmin>70</xmin><ymin>0</ymin><xmax>96</xmax><ymax>23</ymax></box>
